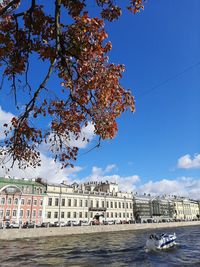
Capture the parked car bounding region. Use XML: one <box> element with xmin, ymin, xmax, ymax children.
<box><xmin>54</xmin><ymin>221</ymin><xmax>66</xmax><ymax>227</ymax></box>
<box><xmin>80</xmin><ymin>220</ymin><xmax>91</xmax><ymax>226</ymax></box>
<box><xmin>104</xmin><ymin>220</ymin><xmax>114</xmax><ymax>225</ymax></box>
<box><xmin>66</xmin><ymin>220</ymin><xmax>79</xmax><ymax>226</ymax></box>
<box><xmin>40</xmin><ymin>222</ymin><xmax>49</xmax><ymax>228</ymax></box>
<box><xmin>22</xmin><ymin>222</ymin><xmax>35</xmax><ymax>228</ymax></box>
<box><xmin>8</xmin><ymin>222</ymin><xmax>20</xmax><ymax>228</ymax></box>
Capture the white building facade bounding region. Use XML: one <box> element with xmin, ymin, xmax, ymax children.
<box><xmin>41</xmin><ymin>181</ymin><xmax>133</xmax><ymax>224</ymax></box>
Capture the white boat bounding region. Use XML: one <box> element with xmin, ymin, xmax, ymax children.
<box><xmin>146</xmin><ymin>233</ymin><xmax>177</xmax><ymax>251</ymax></box>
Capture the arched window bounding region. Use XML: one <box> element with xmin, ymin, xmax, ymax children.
<box><xmin>8</xmin><ymin>198</ymin><xmax>12</xmax><ymax>205</ymax></box>
<box><xmin>14</xmin><ymin>198</ymin><xmax>18</xmax><ymax>205</ymax></box>
<box><xmin>1</xmin><ymin>198</ymin><xmax>5</xmax><ymax>204</ymax></box>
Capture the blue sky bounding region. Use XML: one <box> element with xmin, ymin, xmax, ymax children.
<box><xmin>0</xmin><ymin>0</ymin><xmax>200</xmax><ymax>197</ymax></box>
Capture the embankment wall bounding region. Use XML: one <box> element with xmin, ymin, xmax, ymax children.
<box><xmin>1</xmin><ymin>221</ymin><xmax>200</xmax><ymax>240</ymax></box>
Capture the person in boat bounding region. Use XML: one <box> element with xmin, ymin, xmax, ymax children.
<box><xmin>149</xmin><ymin>233</ymin><xmax>159</xmax><ymax>240</ymax></box>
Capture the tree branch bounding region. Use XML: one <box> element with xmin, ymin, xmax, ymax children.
<box><xmin>0</xmin><ymin>0</ymin><xmax>19</xmax><ymax>16</ymax></box>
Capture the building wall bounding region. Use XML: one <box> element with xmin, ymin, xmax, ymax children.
<box><xmin>0</xmin><ymin>177</ymin><xmax>46</xmax><ymax>225</ymax></box>
<box><xmin>44</xmin><ymin>184</ymin><xmax>133</xmax><ymax>224</ymax></box>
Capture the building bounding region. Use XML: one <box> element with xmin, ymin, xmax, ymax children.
<box><xmin>133</xmin><ymin>194</ymin><xmax>152</xmax><ymax>223</ymax></box>
<box><xmin>38</xmin><ymin>180</ymin><xmax>133</xmax><ymax>224</ymax></box>
<box><xmin>133</xmin><ymin>194</ymin><xmax>174</xmax><ymax>222</ymax></box>
<box><xmin>151</xmin><ymin>196</ymin><xmax>174</xmax><ymax>222</ymax></box>
<box><xmin>173</xmin><ymin>196</ymin><xmax>200</xmax><ymax>221</ymax></box>
<box><xmin>0</xmin><ymin>176</ymin><xmax>46</xmax><ymax>226</ymax></box>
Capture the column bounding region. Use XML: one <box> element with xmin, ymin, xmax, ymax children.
<box><xmin>16</xmin><ymin>195</ymin><xmax>22</xmax><ymax>224</ymax></box>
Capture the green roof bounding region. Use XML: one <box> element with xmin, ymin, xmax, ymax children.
<box><xmin>0</xmin><ymin>177</ymin><xmax>45</xmax><ymax>187</ymax></box>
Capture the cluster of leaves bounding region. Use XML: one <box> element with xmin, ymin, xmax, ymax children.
<box><xmin>0</xmin><ymin>0</ymin><xmax>144</xmax><ymax>169</ymax></box>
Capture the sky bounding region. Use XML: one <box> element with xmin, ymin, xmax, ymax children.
<box><xmin>0</xmin><ymin>0</ymin><xmax>200</xmax><ymax>198</ymax></box>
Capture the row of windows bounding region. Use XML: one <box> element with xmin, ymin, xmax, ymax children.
<box><xmin>0</xmin><ymin>209</ymin><xmax>42</xmax><ymax>218</ymax></box>
<box><xmin>21</xmin><ymin>186</ymin><xmax>44</xmax><ymax>194</ymax></box>
<box><xmin>48</xmin><ymin>198</ymin><xmax>132</xmax><ymax>209</ymax></box>
<box><xmin>0</xmin><ymin>198</ymin><xmax>43</xmax><ymax>206</ymax></box>
<box><xmin>47</xmin><ymin>211</ymin><xmax>133</xmax><ymax>219</ymax></box>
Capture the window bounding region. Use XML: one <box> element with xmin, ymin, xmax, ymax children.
<box><xmin>96</xmin><ymin>200</ymin><xmax>99</xmax><ymax>208</ymax></box>
<box><xmin>54</xmin><ymin>212</ymin><xmax>58</xmax><ymax>219</ymax></box>
<box><xmin>21</xmin><ymin>199</ymin><xmax>25</xmax><ymax>205</ymax></box>
<box><xmin>85</xmin><ymin>200</ymin><xmax>88</xmax><ymax>207</ymax></box>
<box><xmin>40</xmin><ymin>199</ymin><xmax>43</xmax><ymax>206</ymax></box>
<box><xmin>119</xmin><ymin>202</ymin><xmax>121</xmax><ymax>208</ymax></box>
<box><xmin>107</xmin><ymin>201</ymin><xmax>109</xmax><ymax>208</ymax></box>
<box><xmin>130</xmin><ymin>203</ymin><xmax>132</xmax><ymax>209</ymax></box>
<box><xmin>27</xmin><ymin>199</ymin><xmax>31</xmax><ymax>205</ymax></box>
<box><xmin>14</xmin><ymin>198</ymin><xmax>18</xmax><ymax>205</ymax></box>
<box><xmin>48</xmin><ymin>198</ymin><xmax>52</xmax><ymax>206</ymax></box>
<box><xmin>111</xmin><ymin>212</ymin><xmax>113</xmax><ymax>217</ymax></box>
<box><xmin>33</xmin><ymin>210</ymin><xmax>36</xmax><ymax>218</ymax></box>
<box><xmin>110</xmin><ymin>202</ymin><xmax>113</xmax><ymax>208</ymax></box>
<box><xmin>74</xmin><ymin>199</ymin><xmax>77</xmax><ymax>207</ymax></box>
<box><xmin>107</xmin><ymin>212</ymin><xmax>109</xmax><ymax>218</ymax></box>
<box><xmin>102</xmin><ymin>201</ymin><xmax>104</xmax><ymax>208</ymax></box>
<box><xmin>61</xmin><ymin>199</ymin><xmax>65</xmax><ymax>206</ymax></box>
<box><xmin>39</xmin><ymin>210</ymin><xmax>42</xmax><ymax>218</ymax></box>
<box><xmin>126</xmin><ymin>203</ymin><xmax>128</xmax><ymax>209</ymax></box>
<box><xmin>1</xmin><ymin>198</ymin><xmax>5</xmax><ymax>204</ymax></box>
<box><xmin>6</xmin><ymin>210</ymin><xmax>10</xmax><ymax>217</ymax></box>
<box><xmin>26</xmin><ymin>210</ymin><xmax>30</xmax><ymax>218</ymax></box>
<box><xmin>123</xmin><ymin>213</ymin><xmax>125</xmax><ymax>218</ymax></box>
<box><xmin>68</xmin><ymin>199</ymin><xmax>71</xmax><ymax>207</ymax></box>
<box><xmin>8</xmin><ymin>198</ymin><xmax>12</xmax><ymax>205</ymax></box>
<box><xmin>12</xmin><ymin>209</ymin><xmax>17</xmax><ymax>217</ymax></box>
<box><xmin>61</xmin><ymin>212</ymin><xmax>64</xmax><ymax>219</ymax></box>
<box><xmin>79</xmin><ymin>200</ymin><xmax>82</xmax><ymax>207</ymax></box>
<box><xmin>122</xmin><ymin>203</ymin><xmax>125</xmax><ymax>209</ymax></box>
<box><xmin>115</xmin><ymin>212</ymin><xmax>118</xmax><ymax>218</ymax></box>
<box><xmin>47</xmin><ymin>212</ymin><xmax>51</xmax><ymax>219</ymax></box>
<box><xmin>85</xmin><ymin>212</ymin><xmax>88</xmax><ymax>218</ymax></box>
<box><xmin>34</xmin><ymin>200</ymin><xmax>37</xmax><ymax>206</ymax></box>
<box><xmin>73</xmin><ymin>212</ymin><xmax>77</xmax><ymax>218</ymax></box>
<box><xmin>115</xmin><ymin>202</ymin><xmax>117</xmax><ymax>208</ymax></box>
<box><xmin>20</xmin><ymin>209</ymin><xmax>24</xmax><ymax>218</ymax></box>
<box><xmin>90</xmin><ymin>200</ymin><xmax>93</xmax><ymax>207</ymax></box>
<box><xmin>0</xmin><ymin>209</ymin><xmax>3</xmax><ymax>218</ymax></box>
<box><xmin>55</xmin><ymin>198</ymin><xmax>59</xmax><ymax>206</ymax></box>
<box><xmin>67</xmin><ymin>212</ymin><xmax>71</xmax><ymax>218</ymax></box>
<box><xmin>119</xmin><ymin>212</ymin><xmax>121</xmax><ymax>218</ymax></box>
<box><xmin>79</xmin><ymin>212</ymin><xmax>82</xmax><ymax>218</ymax></box>
<box><xmin>26</xmin><ymin>186</ymin><xmax>30</xmax><ymax>193</ymax></box>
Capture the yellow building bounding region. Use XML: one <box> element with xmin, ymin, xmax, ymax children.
<box><xmin>173</xmin><ymin>197</ymin><xmax>200</xmax><ymax>221</ymax></box>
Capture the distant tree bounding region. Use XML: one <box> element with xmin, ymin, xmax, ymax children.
<box><xmin>0</xmin><ymin>0</ymin><xmax>144</xmax><ymax>169</ymax></box>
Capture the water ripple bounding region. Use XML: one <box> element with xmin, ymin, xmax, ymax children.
<box><xmin>0</xmin><ymin>225</ymin><xmax>200</xmax><ymax>266</ymax></box>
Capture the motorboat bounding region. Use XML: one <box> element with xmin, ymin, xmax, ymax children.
<box><xmin>146</xmin><ymin>233</ymin><xmax>177</xmax><ymax>251</ymax></box>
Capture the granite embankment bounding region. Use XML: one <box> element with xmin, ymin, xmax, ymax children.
<box><xmin>1</xmin><ymin>221</ymin><xmax>200</xmax><ymax>240</ymax></box>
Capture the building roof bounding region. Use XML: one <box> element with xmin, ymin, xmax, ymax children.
<box><xmin>0</xmin><ymin>177</ymin><xmax>45</xmax><ymax>187</ymax></box>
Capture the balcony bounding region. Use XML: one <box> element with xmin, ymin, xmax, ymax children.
<box><xmin>89</xmin><ymin>207</ymin><xmax>107</xmax><ymax>212</ymax></box>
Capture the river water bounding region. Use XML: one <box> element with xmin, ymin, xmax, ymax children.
<box><xmin>0</xmin><ymin>225</ymin><xmax>200</xmax><ymax>267</ymax></box>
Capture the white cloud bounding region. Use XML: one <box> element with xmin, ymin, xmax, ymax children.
<box><xmin>0</xmin><ymin>105</ymin><xmax>94</xmax><ymax>183</ymax></box>
<box><xmin>177</xmin><ymin>154</ymin><xmax>200</xmax><ymax>169</ymax></box>
<box><xmin>84</xmin><ymin>165</ymin><xmax>140</xmax><ymax>193</ymax></box>
<box><xmin>0</xmin><ymin>152</ymin><xmax>83</xmax><ymax>184</ymax></box>
<box><xmin>67</xmin><ymin>122</ymin><xmax>96</xmax><ymax>149</ymax></box>
<box><xmin>137</xmin><ymin>177</ymin><xmax>200</xmax><ymax>199</ymax></box>
<box><xmin>0</xmin><ymin>106</ymin><xmax>14</xmax><ymax>140</ymax></box>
